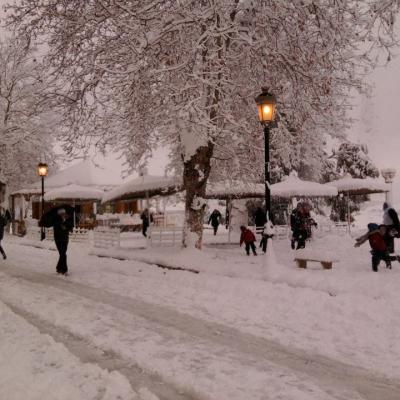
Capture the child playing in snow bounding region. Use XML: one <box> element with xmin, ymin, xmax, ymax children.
<box><xmin>354</xmin><ymin>223</ymin><xmax>399</xmax><ymax>272</ymax></box>
<box><xmin>239</xmin><ymin>226</ymin><xmax>257</xmax><ymax>256</ymax></box>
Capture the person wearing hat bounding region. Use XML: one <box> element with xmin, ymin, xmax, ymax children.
<box><xmin>53</xmin><ymin>208</ymin><xmax>74</xmax><ymax>275</ymax></box>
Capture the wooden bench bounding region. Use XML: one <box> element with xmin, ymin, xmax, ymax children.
<box><xmin>295</xmin><ymin>257</ymin><xmax>333</xmax><ymax>269</ymax></box>
<box><xmin>294</xmin><ymin>250</ymin><xmax>337</xmax><ymax>270</ymax></box>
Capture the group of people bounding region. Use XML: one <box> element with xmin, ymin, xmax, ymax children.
<box><xmin>355</xmin><ymin>202</ymin><xmax>400</xmax><ymax>272</ymax></box>
<box><xmin>7</xmin><ymin>199</ymin><xmax>400</xmax><ymax>273</ymax></box>
<box><xmin>239</xmin><ymin>207</ymin><xmax>271</xmax><ymax>256</ymax></box>
<box><xmin>238</xmin><ymin>203</ymin><xmax>318</xmax><ymax>256</ymax></box>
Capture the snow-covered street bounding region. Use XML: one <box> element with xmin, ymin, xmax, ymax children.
<box><xmin>1</xmin><ymin>232</ymin><xmax>400</xmax><ymax>400</ymax></box>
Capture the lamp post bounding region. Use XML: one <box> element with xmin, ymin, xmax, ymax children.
<box><xmin>381</xmin><ymin>168</ymin><xmax>397</xmax><ymax>203</ymax></box>
<box><xmin>37</xmin><ymin>162</ymin><xmax>48</xmax><ymax>240</ymax></box>
<box><xmin>255</xmin><ymin>88</ymin><xmax>277</xmax><ymax>223</ymax></box>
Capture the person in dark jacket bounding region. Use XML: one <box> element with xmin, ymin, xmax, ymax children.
<box><xmin>208</xmin><ymin>209</ymin><xmax>222</xmax><ymax>235</ymax></box>
<box><xmin>290</xmin><ymin>204</ymin><xmax>308</xmax><ymax>250</ymax></box>
<box><xmin>53</xmin><ymin>208</ymin><xmax>74</xmax><ymax>275</ymax></box>
<box><xmin>355</xmin><ymin>223</ymin><xmax>399</xmax><ymax>271</ymax></box>
<box><xmin>140</xmin><ymin>208</ymin><xmax>153</xmax><ymax>237</ymax></box>
<box><xmin>254</xmin><ymin>207</ymin><xmax>267</xmax><ymax>235</ymax></box>
<box><xmin>239</xmin><ymin>225</ymin><xmax>257</xmax><ymax>256</ymax></box>
<box><xmin>382</xmin><ymin>202</ymin><xmax>400</xmax><ymax>253</ymax></box>
<box><xmin>290</xmin><ymin>202</ymin><xmax>317</xmax><ymax>250</ymax></box>
<box><xmin>0</xmin><ymin>208</ymin><xmax>11</xmax><ymax>260</ymax></box>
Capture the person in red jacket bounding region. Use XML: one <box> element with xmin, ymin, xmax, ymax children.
<box><xmin>239</xmin><ymin>225</ymin><xmax>257</xmax><ymax>256</ymax></box>
<box><xmin>354</xmin><ymin>223</ymin><xmax>397</xmax><ymax>271</ymax></box>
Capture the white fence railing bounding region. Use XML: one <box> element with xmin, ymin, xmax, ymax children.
<box><xmin>93</xmin><ymin>227</ymin><xmax>121</xmax><ymax>249</ymax></box>
<box><xmin>26</xmin><ymin>226</ymin><xmax>89</xmax><ymax>242</ymax></box>
<box><xmin>150</xmin><ymin>226</ymin><xmax>183</xmax><ymax>247</ymax></box>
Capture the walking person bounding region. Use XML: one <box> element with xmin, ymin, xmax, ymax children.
<box><xmin>208</xmin><ymin>209</ymin><xmax>222</xmax><ymax>235</ymax></box>
<box><xmin>382</xmin><ymin>202</ymin><xmax>400</xmax><ymax>253</ymax></box>
<box><xmin>0</xmin><ymin>207</ymin><xmax>11</xmax><ymax>260</ymax></box>
<box><xmin>239</xmin><ymin>225</ymin><xmax>257</xmax><ymax>256</ymax></box>
<box><xmin>140</xmin><ymin>208</ymin><xmax>153</xmax><ymax>237</ymax></box>
<box><xmin>254</xmin><ymin>207</ymin><xmax>266</xmax><ymax>236</ymax></box>
<box><xmin>40</xmin><ymin>207</ymin><xmax>74</xmax><ymax>275</ymax></box>
<box><xmin>53</xmin><ymin>208</ymin><xmax>73</xmax><ymax>275</ymax></box>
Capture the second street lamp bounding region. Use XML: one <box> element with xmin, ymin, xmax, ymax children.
<box><xmin>37</xmin><ymin>162</ymin><xmax>49</xmax><ymax>241</ymax></box>
<box><xmin>255</xmin><ymin>88</ymin><xmax>277</xmax><ymax>225</ymax></box>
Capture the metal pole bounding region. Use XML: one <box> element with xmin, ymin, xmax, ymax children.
<box><xmin>41</xmin><ymin>176</ymin><xmax>45</xmax><ymax>240</ymax></box>
<box><xmin>264</xmin><ymin>124</ymin><xmax>271</xmax><ymax>221</ymax></box>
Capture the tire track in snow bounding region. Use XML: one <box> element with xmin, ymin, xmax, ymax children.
<box><xmin>1</xmin><ymin>299</ymin><xmax>199</xmax><ymax>400</ymax></box>
<box><xmin>2</xmin><ymin>265</ymin><xmax>400</xmax><ymax>400</ymax></box>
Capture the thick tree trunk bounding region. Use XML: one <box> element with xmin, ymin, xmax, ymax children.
<box><xmin>182</xmin><ymin>142</ymin><xmax>213</xmax><ymax>249</ymax></box>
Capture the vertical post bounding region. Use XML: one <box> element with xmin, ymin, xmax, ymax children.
<box><xmin>40</xmin><ymin>176</ymin><xmax>45</xmax><ymax>240</ymax></box>
<box><xmin>146</xmin><ymin>190</ymin><xmax>150</xmax><ymax>247</ymax></box>
<box><xmin>264</xmin><ymin>124</ymin><xmax>271</xmax><ymax>222</ymax></box>
<box><xmin>347</xmin><ymin>191</ymin><xmax>351</xmax><ymax>233</ymax></box>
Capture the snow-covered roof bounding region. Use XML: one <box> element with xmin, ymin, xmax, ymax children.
<box><xmin>270</xmin><ymin>174</ymin><xmax>338</xmax><ymax>198</ymax></box>
<box><xmin>31</xmin><ymin>159</ymin><xmax>123</xmax><ymax>191</ymax></box>
<box><xmin>206</xmin><ymin>181</ymin><xmax>265</xmax><ymax>199</ymax></box>
<box><xmin>102</xmin><ymin>174</ymin><xmax>183</xmax><ymax>203</ymax></box>
<box><xmin>327</xmin><ymin>176</ymin><xmax>389</xmax><ymax>195</ymax></box>
<box><xmin>11</xmin><ymin>188</ymin><xmax>42</xmax><ymax>196</ymax></box>
<box><xmin>44</xmin><ymin>184</ymin><xmax>104</xmax><ymax>201</ymax></box>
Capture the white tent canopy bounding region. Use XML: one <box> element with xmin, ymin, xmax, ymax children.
<box><xmin>327</xmin><ymin>176</ymin><xmax>389</xmax><ymax>195</ymax></box>
<box><xmin>271</xmin><ymin>174</ymin><xmax>338</xmax><ymax>198</ymax></box>
<box><xmin>44</xmin><ymin>184</ymin><xmax>104</xmax><ymax>201</ymax></box>
<box><xmin>205</xmin><ymin>181</ymin><xmax>264</xmax><ymax>199</ymax></box>
<box><xmin>103</xmin><ymin>174</ymin><xmax>183</xmax><ymax>203</ymax></box>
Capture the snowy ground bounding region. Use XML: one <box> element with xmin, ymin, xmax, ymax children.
<box><xmin>1</xmin><ymin>200</ymin><xmax>400</xmax><ymax>399</ymax></box>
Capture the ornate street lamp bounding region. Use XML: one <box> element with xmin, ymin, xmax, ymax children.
<box><xmin>381</xmin><ymin>168</ymin><xmax>396</xmax><ymax>203</ymax></box>
<box><xmin>37</xmin><ymin>162</ymin><xmax>48</xmax><ymax>240</ymax></box>
<box><xmin>255</xmin><ymin>88</ymin><xmax>277</xmax><ymax>255</ymax></box>
<box><xmin>255</xmin><ymin>88</ymin><xmax>277</xmax><ymax>222</ymax></box>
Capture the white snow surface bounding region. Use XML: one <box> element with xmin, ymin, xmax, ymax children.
<box><xmin>43</xmin><ymin>184</ymin><xmax>104</xmax><ymax>201</ymax></box>
<box><xmin>1</xmin><ymin>200</ymin><xmax>400</xmax><ymax>399</ymax></box>
<box><xmin>0</xmin><ymin>301</ymin><xmax>142</xmax><ymax>400</ymax></box>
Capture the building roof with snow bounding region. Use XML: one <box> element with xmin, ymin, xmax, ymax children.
<box><xmin>12</xmin><ymin>159</ymin><xmax>123</xmax><ymax>195</ymax></box>
<box><xmin>43</xmin><ymin>184</ymin><xmax>104</xmax><ymax>201</ymax></box>
<box><xmin>102</xmin><ymin>174</ymin><xmax>183</xmax><ymax>203</ymax></box>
